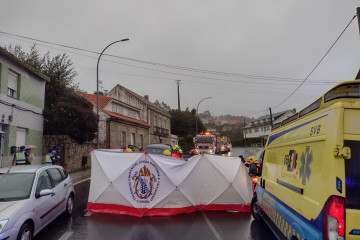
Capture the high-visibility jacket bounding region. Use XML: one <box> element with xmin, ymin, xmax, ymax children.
<box><xmin>45</xmin><ymin>153</ymin><xmax>53</xmax><ymax>164</ymax></box>
<box><xmin>172</xmin><ymin>152</ymin><xmax>183</xmax><ymax>159</ymax></box>
<box><xmin>15</xmin><ymin>151</ymin><xmax>27</xmax><ymax>165</ymax></box>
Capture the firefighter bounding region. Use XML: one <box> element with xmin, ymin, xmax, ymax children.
<box><xmin>190</xmin><ymin>149</ymin><xmax>198</xmax><ymax>157</ymax></box>
<box><xmin>172</xmin><ymin>145</ymin><xmax>183</xmax><ymax>159</ymax></box>
<box><xmin>163</xmin><ymin>149</ymin><xmax>172</xmax><ymax>156</ymax></box>
<box><xmin>245</xmin><ymin>156</ymin><xmax>261</xmax><ymax>176</ymax></box>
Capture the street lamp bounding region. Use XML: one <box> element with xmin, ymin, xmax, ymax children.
<box><xmin>96</xmin><ymin>39</ymin><xmax>129</xmax><ymax>149</ymax></box>
<box><xmin>196</xmin><ymin>97</ymin><xmax>212</xmax><ymax>135</ymax></box>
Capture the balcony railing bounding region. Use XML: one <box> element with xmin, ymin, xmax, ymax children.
<box><xmin>153</xmin><ymin>126</ymin><xmax>169</xmax><ymax>137</ymax></box>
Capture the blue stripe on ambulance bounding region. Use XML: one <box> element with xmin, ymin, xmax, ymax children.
<box><xmin>255</xmin><ymin>186</ymin><xmax>323</xmax><ymax>240</ymax></box>
<box><xmin>267</xmin><ymin>114</ymin><xmax>328</xmax><ymax>147</ymax></box>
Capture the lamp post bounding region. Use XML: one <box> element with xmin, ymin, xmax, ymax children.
<box><xmin>96</xmin><ymin>39</ymin><xmax>129</xmax><ymax>149</ymax></box>
<box><xmin>196</xmin><ymin>97</ymin><xmax>212</xmax><ymax>135</ymax></box>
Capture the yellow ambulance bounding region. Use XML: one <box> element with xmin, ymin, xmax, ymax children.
<box><xmin>250</xmin><ymin>80</ymin><xmax>360</xmax><ymax>240</ymax></box>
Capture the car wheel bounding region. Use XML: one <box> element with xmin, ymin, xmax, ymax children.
<box><xmin>251</xmin><ymin>195</ymin><xmax>262</xmax><ymax>221</ymax></box>
<box><xmin>65</xmin><ymin>194</ymin><xmax>74</xmax><ymax>216</ymax></box>
<box><xmin>17</xmin><ymin>222</ymin><xmax>33</xmax><ymax>240</ymax></box>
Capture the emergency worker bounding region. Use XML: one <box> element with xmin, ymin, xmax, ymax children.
<box><xmin>163</xmin><ymin>149</ymin><xmax>172</xmax><ymax>156</ymax></box>
<box><xmin>45</xmin><ymin>149</ymin><xmax>54</xmax><ymax>165</ymax></box>
<box><xmin>245</xmin><ymin>156</ymin><xmax>261</xmax><ymax>176</ymax></box>
<box><xmin>190</xmin><ymin>149</ymin><xmax>198</xmax><ymax>157</ymax></box>
<box><xmin>12</xmin><ymin>146</ymin><xmax>30</xmax><ymax>165</ymax></box>
<box><xmin>238</xmin><ymin>155</ymin><xmax>246</xmax><ymax>164</ymax></box>
<box><xmin>172</xmin><ymin>145</ymin><xmax>183</xmax><ymax>159</ymax></box>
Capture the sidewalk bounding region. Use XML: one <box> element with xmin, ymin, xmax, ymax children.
<box><xmin>69</xmin><ymin>168</ymin><xmax>91</xmax><ymax>184</ymax></box>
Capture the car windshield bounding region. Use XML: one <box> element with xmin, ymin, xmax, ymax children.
<box><xmin>0</xmin><ymin>173</ymin><xmax>35</xmax><ymax>201</ymax></box>
<box><xmin>145</xmin><ymin>148</ymin><xmax>168</xmax><ymax>155</ymax></box>
<box><xmin>196</xmin><ymin>137</ymin><xmax>212</xmax><ymax>143</ymax></box>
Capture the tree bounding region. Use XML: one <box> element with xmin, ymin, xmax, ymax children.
<box><xmin>169</xmin><ymin>108</ymin><xmax>206</xmax><ymax>152</ymax></box>
<box><xmin>4</xmin><ymin>44</ymin><xmax>96</xmax><ymax>144</ymax></box>
<box><xmin>154</xmin><ymin>100</ymin><xmax>171</xmax><ymax>112</ymax></box>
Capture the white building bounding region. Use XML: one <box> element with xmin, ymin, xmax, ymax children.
<box><xmin>244</xmin><ymin>109</ymin><xmax>296</xmax><ymax>142</ymax></box>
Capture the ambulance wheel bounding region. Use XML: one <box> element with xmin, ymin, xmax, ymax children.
<box><xmin>251</xmin><ymin>195</ymin><xmax>261</xmax><ymax>221</ymax></box>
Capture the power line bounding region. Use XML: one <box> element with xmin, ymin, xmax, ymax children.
<box><xmin>0</xmin><ymin>30</ymin><xmax>344</xmax><ymax>88</ymax></box>
<box><xmin>272</xmin><ymin>14</ymin><xmax>357</xmax><ymax>109</ymax></box>
<box><xmin>0</xmin><ymin>30</ymin><xmax>315</xmax><ymax>82</ymax></box>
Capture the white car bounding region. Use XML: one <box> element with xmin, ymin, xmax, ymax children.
<box><xmin>0</xmin><ymin>165</ymin><xmax>75</xmax><ymax>240</ymax></box>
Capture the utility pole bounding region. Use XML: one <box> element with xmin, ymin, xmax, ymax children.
<box><xmin>357</xmin><ymin>7</ymin><xmax>360</xmax><ymax>35</ymax></box>
<box><xmin>356</xmin><ymin>8</ymin><xmax>360</xmax><ymax>80</ymax></box>
<box><xmin>269</xmin><ymin>107</ymin><xmax>273</xmax><ymax>129</ymax></box>
<box><xmin>243</xmin><ymin>117</ymin><xmax>247</xmax><ymax>146</ymax></box>
<box><xmin>176</xmin><ymin>80</ymin><xmax>181</xmax><ymax>110</ymax></box>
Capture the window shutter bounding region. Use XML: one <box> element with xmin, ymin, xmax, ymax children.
<box><xmin>8</xmin><ymin>70</ymin><xmax>18</xmax><ymax>92</ymax></box>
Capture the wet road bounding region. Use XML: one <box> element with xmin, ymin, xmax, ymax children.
<box><xmin>35</xmin><ymin>147</ymin><xmax>276</xmax><ymax>240</ymax></box>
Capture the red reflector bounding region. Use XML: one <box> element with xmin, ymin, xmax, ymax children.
<box><xmin>252</xmin><ymin>177</ymin><xmax>258</xmax><ymax>183</ymax></box>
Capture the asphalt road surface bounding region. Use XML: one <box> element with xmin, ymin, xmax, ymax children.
<box><xmin>35</xmin><ymin>147</ymin><xmax>277</xmax><ymax>240</ymax></box>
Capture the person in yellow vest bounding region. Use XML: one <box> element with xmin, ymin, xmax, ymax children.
<box><xmin>12</xmin><ymin>146</ymin><xmax>31</xmax><ymax>165</ymax></box>
<box><xmin>45</xmin><ymin>148</ymin><xmax>55</xmax><ymax>165</ymax></box>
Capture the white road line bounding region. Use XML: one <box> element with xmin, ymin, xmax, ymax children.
<box><xmin>84</xmin><ymin>211</ymin><xmax>93</xmax><ymax>217</ymax></box>
<box><xmin>74</xmin><ymin>177</ymin><xmax>91</xmax><ymax>186</ymax></box>
<box><xmin>202</xmin><ymin>212</ymin><xmax>223</xmax><ymax>240</ymax></box>
<box><xmin>58</xmin><ymin>231</ymin><xmax>73</xmax><ymax>240</ymax></box>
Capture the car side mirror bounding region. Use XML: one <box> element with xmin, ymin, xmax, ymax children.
<box><xmin>37</xmin><ymin>189</ymin><xmax>53</xmax><ymax>198</ymax></box>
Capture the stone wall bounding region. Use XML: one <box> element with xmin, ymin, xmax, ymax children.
<box><xmin>43</xmin><ymin>135</ymin><xmax>94</xmax><ymax>173</ymax></box>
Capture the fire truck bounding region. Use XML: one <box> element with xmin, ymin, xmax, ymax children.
<box><xmin>218</xmin><ymin>136</ymin><xmax>231</xmax><ymax>154</ymax></box>
<box><xmin>193</xmin><ymin>132</ymin><xmax>220</xmax><ymax>154</ymax></box>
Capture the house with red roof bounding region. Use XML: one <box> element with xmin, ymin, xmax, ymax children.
<box><xmin>78</xmin><ymin>84</ymin><xmax>172</xmax><ymax>149</ymax></box>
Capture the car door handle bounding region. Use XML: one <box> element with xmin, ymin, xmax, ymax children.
<box><xmin>64</xmin><ymin>183</ymin><xmax>67</xmax><ymax>187</ymax></box>
<box><xmin>51</xmin><ymin>193</ymin><xmax>56</xmax><ymax>197</ymax></box>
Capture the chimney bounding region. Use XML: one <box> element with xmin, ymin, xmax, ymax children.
<box><xmin>104</xmin><ymin>90</ymin><xmax>108</xmax><ymax>96</ymax></box>
<box><xmin>144</xmin><ymin>95</ymin><xmax>149</xmax><ymax>100</ymax></box>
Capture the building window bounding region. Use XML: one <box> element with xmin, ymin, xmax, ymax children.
<box><xmin>128</xmin><ymin>110</ymin><xmax>136</xmax><ymax>118</ymax></box>
<box><xmin>248</xmin><ymin>129</ymin><xmax>252</xmax><ymax>134</ymax></box>
<box><xmin>8</xmin><ymin>70</ymin><xmax>19</xmax><ymax>98</ymax></box>
<box><xmin>121</xmin><ymin>132</ymin><xmax>126</xmax><ymax>148</ymax></box>
<box><xmin>112</xmin><ymin>104</ymin><xmax>123</xmax><ymax>114</ymax></box>
<box><xmin>139</xmin><ymin>135</ymin><xmax>143</xmax><ymax>149</ymax></box>
<box><xmin>131</xmin><ymin>133</ymin><xmax>135</xmax><ymax>145</ymax></box>
<box><xmin>255</xmin><ymin>128</ymin><xmax>259</xmax><ymax>133</ymax></box>
<box><xmin>16</xmin><ymin>127</ymin><xmax>27</xmax><ymax>147</ymax></box>
<box><xmin>154</xmin><ymin>116</ymin><xmax>157</xmax><ymax>127</ymax></box>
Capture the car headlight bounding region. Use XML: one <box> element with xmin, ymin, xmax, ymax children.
<box><xmin>0</xmin><ymin>219</ymin><xmax>9</xmax><ymax>233</ymax></box>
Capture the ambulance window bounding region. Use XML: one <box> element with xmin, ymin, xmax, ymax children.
<box><xmin>344</xmin><ymin>140</ymin><xmax>360</xmax><ymax>210</ymax></box>
<box><xmin>259</xmin><ymin>150</ymin><xmax>265</xmax><ymax>164</ymax></box>
<box><xmin>299</xmin><ymin>97</ymin><xmax>322</xmax><ymax>117</ymax></box>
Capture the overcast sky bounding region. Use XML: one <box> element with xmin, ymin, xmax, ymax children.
<box><xmin>0</xmin><ymin>0</ymin><xmax>359</xmax><ymax>118</ymax></box>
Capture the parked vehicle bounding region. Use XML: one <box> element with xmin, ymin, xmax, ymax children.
<box><xmin>143</xmin><ymin>144</ymin><xmax>172</xmax><ymax>155</ymax></box>
<box><xmin>250</xmin><ymin>80</ymin><xmax>360</xmax><ymax>240</ymax></box>
<box><xmin>0</xmin><ymin>165</ymin><xmax>75</xmax><ymax>240</ymax></box>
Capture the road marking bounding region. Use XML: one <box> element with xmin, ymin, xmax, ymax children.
<box><xmin>84</xmin><ymin>211</ymin><xmax>93</xmax><ymax>217</ymax></box>
<box><xmin>202</xmin><ymin>212</ymin><xmax>223</xmax><ymax>240</ymax></box>
<box><xmin>59</xmin><ymin>231</ymin><xmax>73</xmax><ymax>240</ymax></box>
<box><xmin>74</xmin><ymin>177</ymin><xmax>91</xmax><ymax>186</ymax></box>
